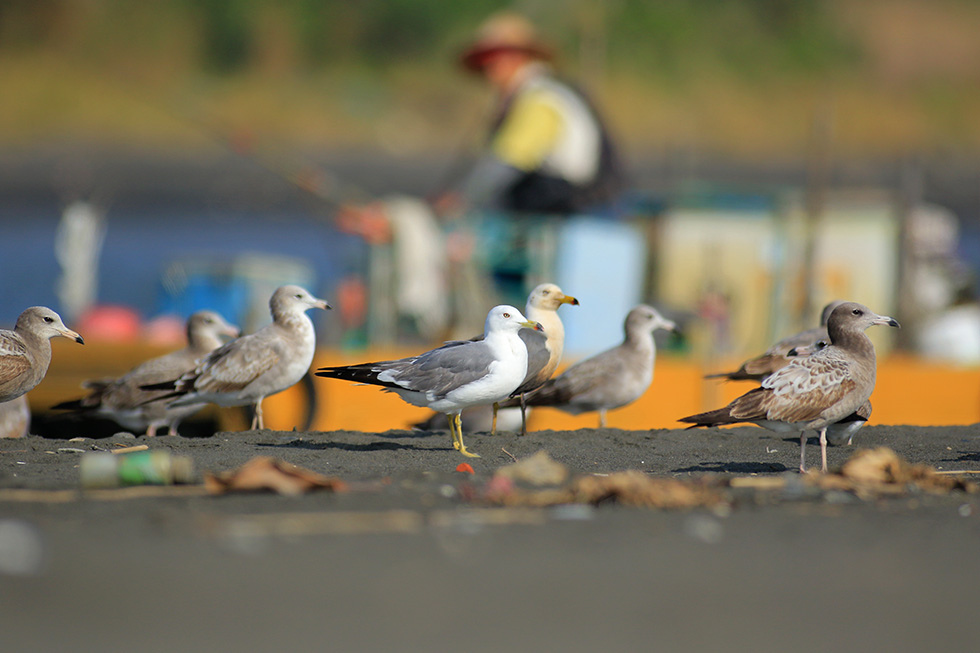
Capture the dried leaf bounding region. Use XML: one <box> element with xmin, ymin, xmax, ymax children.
<box><xmin>486</xmin><ymin>469</ymin><xmax>723</xmax><ymax>509</ymax></box>
<box><xmin>569</xmin><ymin>471</ymin><xmax>724</xmax><ymax>509</ymax></box>
<box><xmin>204</xmin><ymin>456</ymin><xmax>347</xmax><ymax>496</ymax></box>
<box><xmin>809</xmin><ymin>447</ymin><xmax>979</xmax><ymax>495</ymax></box>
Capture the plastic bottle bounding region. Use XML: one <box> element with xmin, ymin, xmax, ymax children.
<box><xmin>80</xmin><ymin>450</ymin><xmax>195</xmax><ymax>489</ymax></box>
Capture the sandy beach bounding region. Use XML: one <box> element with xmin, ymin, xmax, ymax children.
<box><xmin>2</xmin><ymin>423</ymin><xmax>979</xmax><ymax>652</ymax></box>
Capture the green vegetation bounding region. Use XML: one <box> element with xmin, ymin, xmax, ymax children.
<box><xmin>1</xmin><ymin>0</ymin><xmax>978</xmax><ymax>155</ymax></box>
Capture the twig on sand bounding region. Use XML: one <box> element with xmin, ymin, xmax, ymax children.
<box><xmin>111</xmin><ymin>444</ymin><xmax>150</xmax><ymax>455</ymax></box>
<box><xmin>501</xmin><ymin>447</ymin><xmax>518</xmax><ymax>463</ymax></box>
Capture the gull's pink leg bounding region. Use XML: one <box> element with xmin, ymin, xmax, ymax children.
<box><xmin>820</xmin><ymin>427</ymin><xmax>828</xmax><ymax>473</ymax></box>
<box><xmin>799</xmin><ymin>431</ymin><xmax>807</xmax><ymax>473</ymax></box>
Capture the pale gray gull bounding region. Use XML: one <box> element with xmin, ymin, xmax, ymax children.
<box><xmin>144</xmin><ymin>286</ymin><xmax>330</xmax><ymax>430</ymax></box>
<box><xmin>500</xmin><ymin>304</ymin><xmax>676</xmax><ymax>427</ymax></box>
<box><xmin>680</xmin><ymin>301</ymin><xmax>898</xmax><ymax>473</ymax></box>
<box><xmin>54</xmin><ymin>310</ymin><xmax>240</xmax><ymax>436</ymax></box>
<box><xmin>316</xmin><ymin>305</ymin><xmax>543</xmax><ymax>458</ymax></box>
<box><xmin>0</xmin><ymin>306</ymin><xmax>84</xmax><ymax>404</ymax></box>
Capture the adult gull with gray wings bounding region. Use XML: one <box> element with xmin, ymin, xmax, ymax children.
<box><xmin>317</xmin><ymin>305</ymin><xmax>543</xmax><ymax>457</ymax></box>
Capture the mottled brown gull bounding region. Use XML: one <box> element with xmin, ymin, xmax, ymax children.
<box><xmin>501</xmin><ymin>304</ymin><xmax>676</xmax><ymax>427</ymax></box>
<box><xmin>144</xmin><ymin>286</ymin><xmax>330</xmax><ymax>430</ymax></box>
<box><xmin>316</xmin><ymin>305</ymin><xmax>543</xmax><ymax>458</ymax></box>
<box><xmin>54</xmin><ymin>310</ymin><xmax>240</xmax><ymax>436</ymax></box>
<box><xmin>788</xmin><ymin>338</ymin><xmax>871</xmax><ymax>447</ymax></box>
<box><xmin>680</xmin><ymin>302</ymin><xmax>898</xmax><ymax>473</ymax></box>
<box><xmin>0</xmin><ymin>306</ymin><xmax>84</xmax><ymax>404</ymax></box>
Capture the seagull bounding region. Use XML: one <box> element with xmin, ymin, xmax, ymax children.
<box><xmin>788</xmin><ymin>338</ymin><xmax>870</xmax><ymax>446</ymax></box>
<box><xmin>316</xmin><ymin>305</ymin><xmax>543</xmax><ymax>458</ymax></box>
<box><xmin>0</xmin><ymin>306</ymin><xmax>84</xmax><ymax>403</ymax></box>
<box><xmin>679</xmin><ymin>301</ymin><xmax>899</xmax><ymax>473</ymax></box>
<box><xmin>706</xmin><ymin>300</ymin><xmax>845</xmax><ymax>382</ymax></box>
<box><xmin>501</xmin><ymin>304</ymin><xmax>676</xmax><ymax>427</ymax></box>
<box><xmin>143</xmin><ymin>286</ymin><xmax>330</xmax><ymax>430</ymax></box>
<box><xmin>415</xmin><ymin>283</ymin><xmax>578</xmax><ymax>435</ymax></box>
<box><xmin>53</xmin><ymin>310</ymin><xmax>240</xmax><ymax>436</ymax></box>
<box><xmin>501</xmin><ymin>283</ymin><xmax>578</xmax><ymax>434</ymax></box>
<box><xmin>826</xmin><ymin>400</ymin><xmax>872</xmax><ymax>446</ymax></box>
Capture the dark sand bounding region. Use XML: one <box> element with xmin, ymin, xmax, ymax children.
<box><xmin>2</xmin><ymin>424</ymin><xmax>979</xmax><ymax>652</ymax></box>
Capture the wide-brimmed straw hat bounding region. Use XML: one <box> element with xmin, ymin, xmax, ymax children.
<box><xmin>459</xmin><ymin>12</ymin><xmax>554</xmax><ymax>72</ymax></box>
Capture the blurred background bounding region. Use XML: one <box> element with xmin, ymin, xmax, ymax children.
<box><xmin>2</xmin><ymin>0</ymin><xmax>979</xmax><ymax>431</ymax></box>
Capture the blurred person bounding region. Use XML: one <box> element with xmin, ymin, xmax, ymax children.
<box><xmin>339</xmin><ymin>12</ymin><xmax>625</xmax><ymax>336</ymax></box>
<box><xmin>436</xmin><ymin>11</ymin><xmax>624</xmax><ymax>218</ymax></box>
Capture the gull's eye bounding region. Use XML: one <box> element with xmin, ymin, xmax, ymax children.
<box><xmin>295</xmin><ymin>294</ymin><xmax>303</xmax><ymax>299</ymax></box>
<box><xmin>542</xmin><ymin>290</ymin><xmax>549</xmax><ymax>295</ymax></box>
<box><xmin>43</xmin><ymin>316</ymin><xmax>54</xmax><ymax>323</ymax></box>
<box><xmin>852</xmin><ymin>308</ymin><xmax>862</xmax><ymax>316</ymax></box>
<box><xmin>502</xmin><ymin>312</ymin><xmax>511</xmax><ymax>318</ymax></box>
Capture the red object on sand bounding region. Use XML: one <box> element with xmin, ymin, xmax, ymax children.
<box><xmin>456</xmin><ymin>463</ymin><xmax>475</xmax><ymax>474</ymax></box>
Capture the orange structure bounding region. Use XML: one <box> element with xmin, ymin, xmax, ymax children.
<box><xmin>37</xmin><ymin>345</ymin><xmax>980</xmax><ymax>433</ymax></box>
<box><xmin>263</xmin><ymin>352</ymin><xmax>980</xmax><ymax>433</ymax></box>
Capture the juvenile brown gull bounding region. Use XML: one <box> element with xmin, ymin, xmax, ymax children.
<box><xmin>788</xmin><ymin>338</ymin><xmax>871</xmax><ymax>447</ymax></box>
<box><xmin>0</xmin><ymin>306</ymin><xmax>84</xmax><ymax>404</ymax></box>
<box><xmin>680</xmin><ymin>302</ymin><xmax>898</xmax><ymax>473</ymax></box>
<box><xmin>706</xmin><ymin>300</ymin><xmax>845</xmax><ymax>382</ymax></box>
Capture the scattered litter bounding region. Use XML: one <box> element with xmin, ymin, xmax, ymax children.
<box><xmin>568</xmin><ymin>472</ymin><xmax>724</xmax><ymax>509</ymax></box>
<box><xmin>56</xmin><ymin>448</ymin><xmax>86</xmax><ymax>454</ymax></box>
<box><xmin>726</xmin><ymin>448</ymin><xmax>979</xmax><ymax>499</ymax></box>
<box><xmin>729</xmin><ymin>477</ymin><xmax>786</xmax><ymax>490</ymax></box>
<box><xmin>485</xmin><ymin>467</ymin><xmax>724</xmax><ymax>509</ymax></box>
<box><xmin>81</xmin><ymin>451</ymin><xmax>194</xmax><ymax>489</ymax></box>
<box><xmin>455</xmin><ymin>463</ymin><xmax>475</xmax><ymax>474</ymax></box>
<box><xmin>482</xmin><ymin>448</ymin><xmax>975</xmax><ymax>511</ymax></box>
<box><xmin>823</xmin><ymin>447</ymin><xmax>978</xmax><ymax>495</ymax></box>
<box><xmin>495</xmin><ymin>450</ymin><xmax>569</xmax><ymax>487</ymax></box>
<box><xmin>204</xmin><ymin>456</ymin><xmax>347</xmax><ymax>496</ymax></box>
